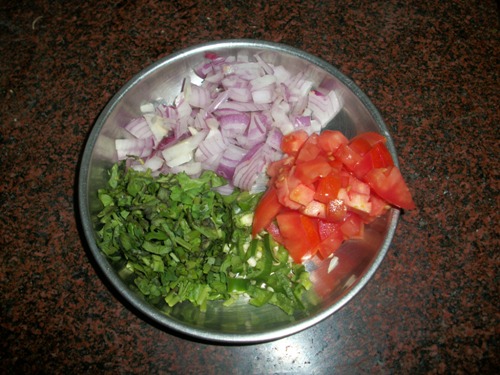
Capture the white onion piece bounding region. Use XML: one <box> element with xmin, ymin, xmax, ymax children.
<box><xmin>143</xmin><ymin>155</ymin><xmax>164</xmax><ymax>171</ymax></box>
<box><xmin>307</xmin><ymin>90</ymin><xmax>342</xmax><ymax>126</ymax></box>
<box><xmin>161</xmin><ymin>130</ymin><xmax>207</xmax><ymax>167</ymax></box>
<box><xmin>124</xmin><ymin>117</ymin><xmax>154</xmax><ymax>139</ymax></box>
<box><xmin>171</xmin><ymin>161</ymin><xmax>202</xmax><ymax>176</ymax></box>
<box><xmin>115</xmin><ymin>138</ymin><xmax>154</xmax><ymax>160</ymax></box>
<box><xmin>144</xmin><ymin>114</ymin><xmax>169</xmax><ymax>143</ymax></box>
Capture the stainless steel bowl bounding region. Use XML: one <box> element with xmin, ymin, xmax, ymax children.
<box><xmin>78</xmin><ymin>39</ymin><xmax>399</xmax><ymax>343</ymax></box>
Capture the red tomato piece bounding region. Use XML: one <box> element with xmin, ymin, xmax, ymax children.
<box><xmin>328</xmin><ymin>158</ymin><xmax>344</xmax><ymax>172</ymax></box>
<box><xmin>289</xmin><ymin>183</ymin><xmax>316</xmax><ymax>206</ymax></box>
<box><xmin>352</xmin><ymin>142</ymin><xmax>394</xmax><ymax>179</ymax></box>
<box><xmin>334</xmin><ymin>143</ymin><xmax>363</xmax><ymax>171</ymax></box>
<box><xmin>325</xmin><ymin>198</ymin><xmax>348</xmax><ymax>222</ymax></box>
<box><xmin>349</xmin><ymin>132</ymin><xmax>387</xmax><ymax>148</ymax></box>
<box><xmin>317</xmin><ymin>220</ymin><xmax>341</xmax><ymax>241</ymax></box>
<box><xmin>267</xmin><ymin>156</ymin><xmax>294</xmax><ymax>181</ymax></box>
<box><xmin>337</xmin><ymin>188</ymin><xmax>372</xmax><ymax>214</ymax></box>
<box><xmin>348</xmin><ymin>137</ymin><xmax>372</xmax><ymax>156</ymax></box>
<box><xmin>294</xmin><ymin>155</ymin><xmax>332</xmax><ymax>185</ymax></box>
<box><xmin>318</xmin><ymin>130</ymin><xmax>349</xmax><ymax>154</ymax></box>
<box><xmin>265</xmin><ymin>221</ymin><xmax>285</xmax><ymax>245</ymax></box>
<box><xmin>348</xmin><ymin>175</ymin><xmax>371</xmax><ymax>195</ymax></box>
<box><xmin>295</xmin><ymin>133</ymin><xmax>321</xmax><ymax>163</ymax></box>
<box><xmin>340</xmin><ymin>212</ymin><xmax>365</xmax><ymax>239</ymax></box>
<box><xmin>275</xmin><ymin>171</ymin><xmax>303</xmax><ymax>210</ymax></box>
<box><xmin>316</xmin><ymin>225</ymin><xmax>343</xmax><ymax>259</ymax></box>
<box><xmin>369</xmin><ymin>193</ymin><xmax>390</xmax><ymax>218</ymax></box>
<box><xmin>300</xmin><ymin>215</ymin><xmax>321</xmax><ymax>250</ymax></box>
<box><xmin>281</xmin><ymin>130</ymin><xmax>309</xmax><ymax>156</ymax></box>
<box><xmin>252</xmin><ymin>187</ymin><xmax>283</xmax><ymax>237</ymax></box>
<box><xmin>314</xmin><ymin>174</ymin><xmax>342</xmax><ymax>204</ymax></box>
<box><xmin>301</xmin><ymin>200</ymin><xmax>326</xmax><ymax>218</ymax></box>
<box><xmin>363</xmin><ymin>166</ymin><xmax>416</xmax><ymax>210</ymax></box>
<box><xmin>276</xmin><ymin>212</ymin><xmax>320</xmax><ymax>263</ymax></box>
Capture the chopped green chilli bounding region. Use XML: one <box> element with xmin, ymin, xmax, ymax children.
<box><xmin>95</xmin><ymin>162</ymin><xmax>312</xmax><ymax>314</ymax></box>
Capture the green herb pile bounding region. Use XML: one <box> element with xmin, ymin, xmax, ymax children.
<box><xmin>95</xmin><ymin>162</ymin><xmax>312</xmax><ymax>314</ymax></box>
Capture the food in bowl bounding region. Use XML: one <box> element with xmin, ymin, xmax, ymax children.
<box><xmin>93</xmin><ymin>51</ymin><xmax>414</xmax><ymax>315</ymax></box>
<box><xmin>79</xmin><ymin>40</ymin><xmax>413</xmax><ymax>343</ymax></box>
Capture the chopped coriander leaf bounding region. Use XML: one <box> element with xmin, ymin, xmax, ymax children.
<box><xmin>95</xmin><ymin>162</ymin><xmax>312</xmax><ymax>314</ymax></box>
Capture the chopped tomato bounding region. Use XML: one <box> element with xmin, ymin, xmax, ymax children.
<box><xmin>364</xmin><ymin>166</ymin><xmax>416</xmax><ymax>210</ymax></box>
<box><xmin>337</xmin><ymin>188</ymin><xmax>372</xmax><ymax>214</ymax></box>
<box><xmin>276</xmin><ymin>212</ymin><xmax>320</xmax><ymax>263</ymax></box>
<box><xmin>265</xmin><ymin>221</ymin><xmax>285</xmax><ymax>245</ymax></box>
<box><xmin>325</xmin><ymin>198</ymin><xmax>348</xmax><ymax>222</ymax></box>
<box><xmin>334</xmin><ymin>143</ymin><xmax>363</xmax><ymax>171</ymax></box>
<box><xmin>369</xmin><ymin>193</ymin><xmax>390</xmax><ymax>218</ymax></box>
<box><xmin>328</xmin><ymin>158</ymin><xmax>344</xmax><ymax>172</ymax></box>
<box><xmin>340</xmin><ymin>212</ymin><xmax>364</xmax><ymax>239</ymax></box>
<box><xmin>295</xmin><ymin>133</ymin><xmax>321</xmax><ymax>163</ymax></box>
<box><xmin>348</xmin><ymin>175</ymin><xmax>371</xmax><ymax>195</ymax></box>
<box><xmin>314</xmin><ymin>174</ymin><xmax>342</xmax><ymax>204</ymax></box>
<box><xmin>301</xmin><ymin>200</ymin><xmax>326</xmax><ymax>218</ymax></box>
<box><xmin>300</xmin><ymin>215</ymin><xmax>321</xmax><ymax>250</ymax></box>
<box><xmin>252</xmin><ymin>187</ymin><xmax>282</xmax><ymax>237</ymax></box>
<box><xmin>267</xmin><ymin>156</ymin><xmax>294</xmax><ymax>183</ymax></box>
<box><xmin>289</xmin><ymin>183</ymin><xmax>316</xmax><ymax>206</ymax></box>
<box><xmin>294</xmin><ymin>155</ymin><xmax>332</xmax><ymax>184</ymax></box>
<box><xmin>349</xmin><ymin>131</ymin><xmax>386</xmax><ymax>155</ymax></box>
<box><xmin>316</xmin><ymin>226</ymin><xmax>343</xmax><ymax>259</ymax></box>
<box><xmin>275</xmin><ymin>171</ymin><xmax>302</xmax><ymax>210</ymax></box>
<box><xmin>352</xmin><ymin>142</ymin><xmax>394</xmax><ymax>178</ymax></box>
<box><xmin>317</xmin><ymin>220</ymin><xmax>341</xmax><ymax>241</ymax></box>
<box><xmin>251</xmin><ymin>129</ymin><xmax>415</xmax><ymax>266</ymax></box>
<box><xmin>281</xmin><ymin>130</ymin><xmax>309</xmax><ymax>156</ymax></box>
<box><xmin>318</xmin><ymin>130</ymin><xmax>348</xmax><ymax>154</ymax></box>
<box><xmin>348</xmin><ymin>137</ymin><xmax>372</xmax><ymax>156</ymax></box>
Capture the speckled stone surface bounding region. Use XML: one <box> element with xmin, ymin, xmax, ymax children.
<box><xmin>1</xmin><ymin>0</ymin><xmax>498</xmax><ymax>373</ymax></box>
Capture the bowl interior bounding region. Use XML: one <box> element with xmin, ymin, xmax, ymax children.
<box><xmin>79</xmin><ymin>40</ymin><xmax>399</xmax><ymax>343</ymax></box>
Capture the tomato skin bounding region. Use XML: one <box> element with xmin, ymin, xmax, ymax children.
<box><xmin>265</xmin><ymin>221</ymin><xmax>285</xmax><ymax>245</ymax></box>
<box><xmin>334</xmin><ymin>143</ymin><xmax>363</xmax><ymax>171</ymax></box>
<box><xmin>352</xmin><ymin>142</ymin><xmax>394</xmax><ymax>179</ymax></box>
<box><xmin>276</xmin><ymin>212</ymin><xmax>320</xmax><ymax>263</ymax></box>
<box><xmin>349</xmin><ymin>132</ymin><xmax>386</xmax><ymax>151</ymax></box>
<box><xmin>281</xmin><ymin>130</ymin><xmax>309</xmax><ymax>156</ymax></box>
<box><xmin>364</xmin><ymin>166</ymin><xmax>416</xmax><ymax>210</ymax></box>
<box><xmin>314</xmin><ymin>174</ymin><xmax>342</xmax><ymax>204</ymax></box>
<box><xmin>340</xmin><ymin>212</ymin><xmax>365</xmax><ymax>239</ymax></box>
<box><xmin>325</xmin><ymin>198</ymin><xmax>348</xmax><ymax>222</ymax></box>
<box><xmin>368</xmin><ymin>193</ymin><xmax>390</xmax><ymax>219</ymax></box>
<box><xmin>267</xmin><ymin>156</ymin><xmax>294</xmax><ymax>182</ymax></box>
<box><xmin>316</xmin><ymin>225</ymin><xmax>343</xmax><ymax>259</ymax></box>
<box><xmin>275</xmin><ymin>172</ymin><xmax>303</xmax><ymax>210</ymax></box>
<box><xmin>296</xmin><ymin>133</ymin><xmax>321</xmax><ymax>163</ymax></box>
<box><xmin>348</xmin><ymin>137</ymin><xmax>372</xmax><ymax>156</ymax></box>
<box><xmin>252</xmin><ymin>187</ymin><xmax>283</xmax><ymax>237</ymax></box>
<box><xmin>318</xmin><ymin>130</ymin><xmax>348</xmax><ymax>154</ymax></box>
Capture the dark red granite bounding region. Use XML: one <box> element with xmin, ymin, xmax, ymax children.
<box><xmin>1</xmin><ymin>0</ymin><xmax>498</xmax><ymax>373</ymax></box>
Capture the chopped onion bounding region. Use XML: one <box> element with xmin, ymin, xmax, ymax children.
<box><xmin>116</xmin><ymin>52</ymin><xmax>343</xmax><ymax>193</ymax></box>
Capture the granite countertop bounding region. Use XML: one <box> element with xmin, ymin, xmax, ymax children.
<box><xmin>1</xmin><ymin>1</ymin><xmax>498</xmax><ymax>373</ymax></box>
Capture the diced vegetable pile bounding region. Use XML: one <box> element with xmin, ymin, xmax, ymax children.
<box><xmin>94</xmin><ymin>52</ymin><xmax>415</xmax><ymax>315</ymax></box>
<box><xmin>96</xmin><ymin>164</ymin><xmax>311</xmax><ymax>314</ymax></box>
<box><xmin>251</xmin><ymin>129</ymin><xmax>415</xmax><ymax>264</ymax></box>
